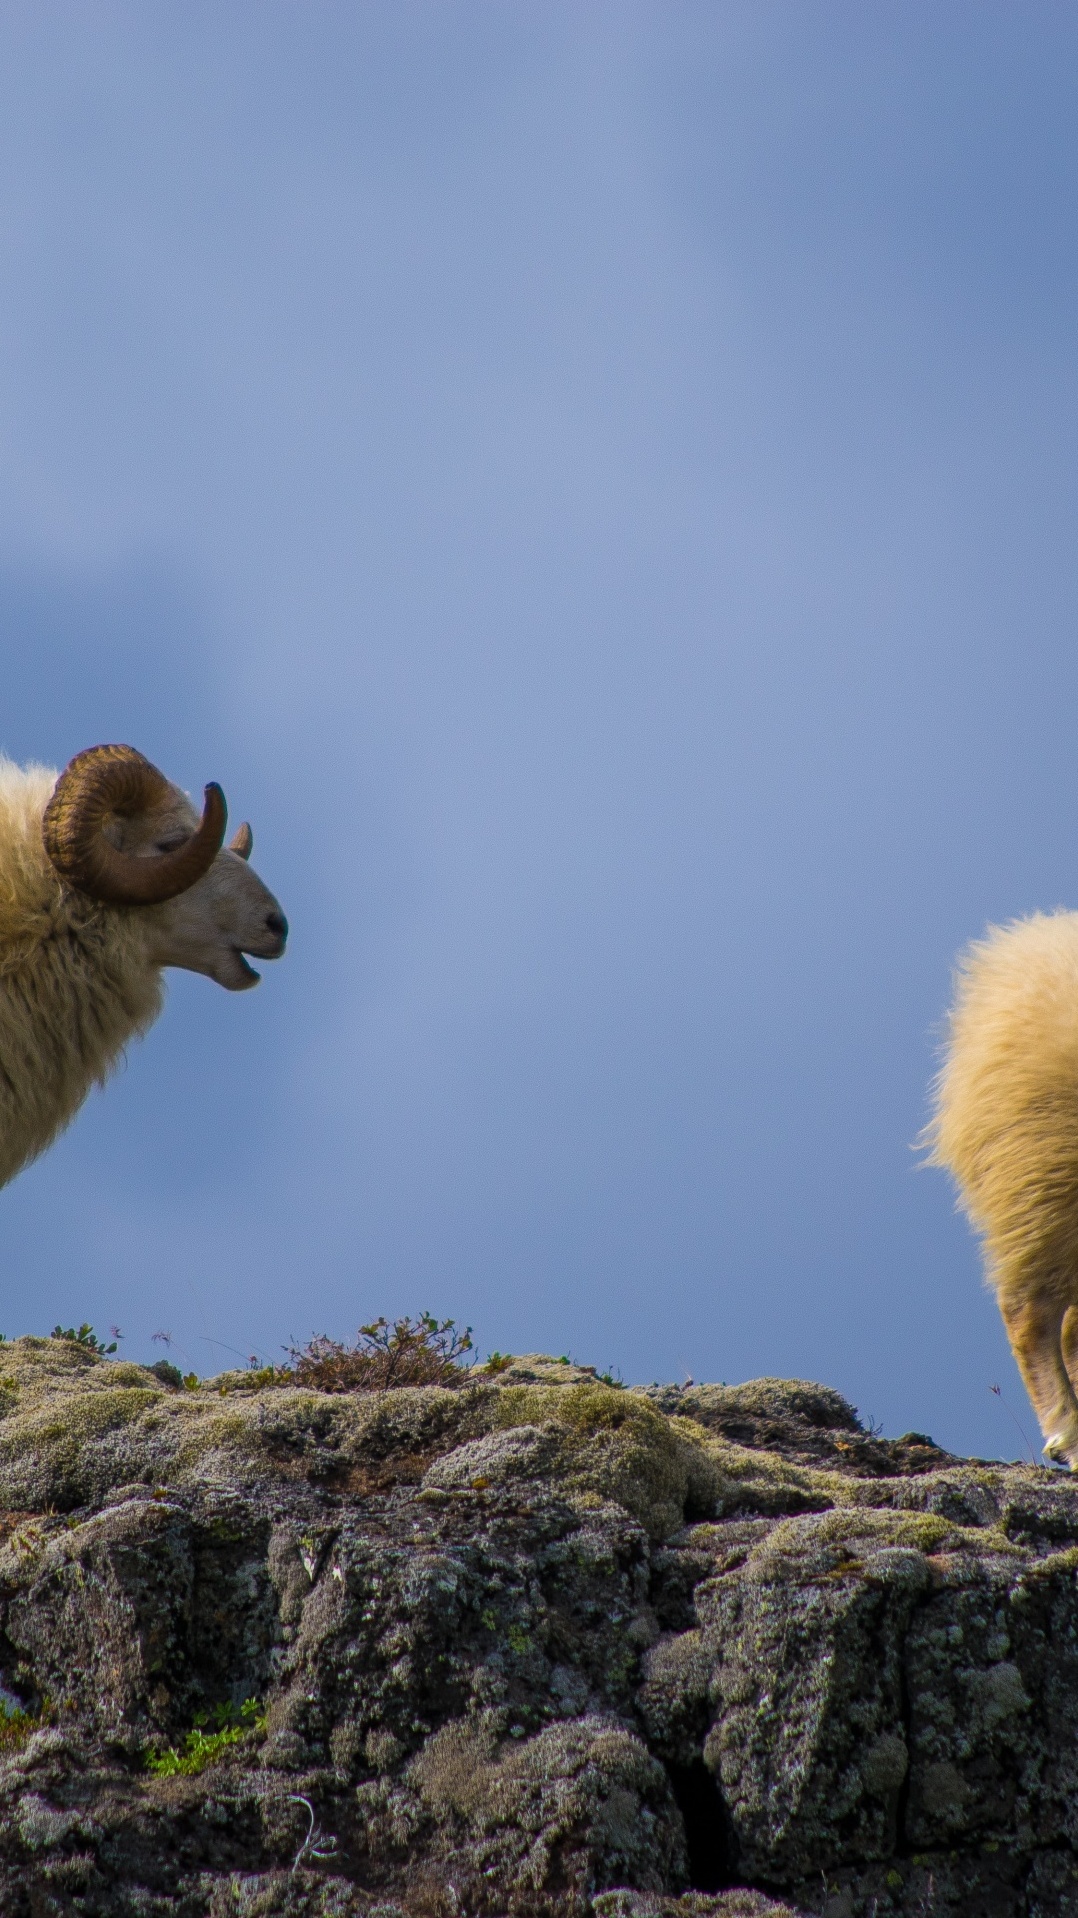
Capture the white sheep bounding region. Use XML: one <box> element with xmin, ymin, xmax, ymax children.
<box><xmin>0</xmin><ymin>742</ymin><xmax>287</xmax><ymax>1189</ymax></box>
<box><xmin>927</xmin><ymin>911</ymin><xmax>1078</xmax><ymax>1467</ymax></box>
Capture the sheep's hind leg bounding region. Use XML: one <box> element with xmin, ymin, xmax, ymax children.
<box><xmin>1061</xmin><ymin>1304</ymin><xmax>1078</xmax><ymax>1395</ymax></box>
<box><xmin>999</xmin><ymin>1291</ymin><xmax>1078</xmax><ymax>1467</ymax></box>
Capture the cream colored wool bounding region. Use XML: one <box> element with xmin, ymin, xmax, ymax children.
<box><xmin>928</xmin><ymin>910</ymin><xmax>1078</xmax><ymax>1464</ymax></box>
<box><xmin>0</xmin><ymin>759</ymin><xmax>163</xmax><ymax>1189</ymax></box>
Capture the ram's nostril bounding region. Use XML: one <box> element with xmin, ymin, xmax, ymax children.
<box><xmin>266</xmin><ymin>911</ymin><xmax>288</xmax><ymax>940</ymax></box>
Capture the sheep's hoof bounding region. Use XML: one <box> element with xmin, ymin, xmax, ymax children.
<box><xmin>1042</xmin><ymin>1433</ymin><xmax>1078</xmax><ymax>1470</ymax></box>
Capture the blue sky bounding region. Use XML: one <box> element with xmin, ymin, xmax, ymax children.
<box><xmin>0</xmin><ymin>3</ymin><xmax>1075</xmax><ymax>1459</ymax></box>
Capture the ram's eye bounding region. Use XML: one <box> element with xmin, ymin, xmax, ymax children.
<box><xmin>155</xmin><ymin>834</ymin><xmax>188</xmax><ymax>854</ymax></box>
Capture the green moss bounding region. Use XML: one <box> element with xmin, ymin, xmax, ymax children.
<box><xmin>168</xmin><ymin>1408</ymin><xmax>259</xmax><ymax>1472</ymax></box>
<box><xmin>492</xmin><ymin>1381</ymin><xmax>642</xmax><ymax>1436</ymax></box>
<box><xmin>746</xmin><ymin>1506</ymin><xmax>956</xmax><ymax>1580</ymax></box>
<box><xmin>487</xmin><ymin>1380</ymin><xmax>851</xmax><ymax>1537</ymax></box>
<box><xmin>100</xmin><ymin>1363</ymin><xmax>166</xmax><ymax>1390</ymax></box>
<box><xmin>680</xmin><ymin>1426</ymin><xmax>847</xmax><ymax>1519</ymax></box>
<box><xmin>6</xmin><ymin>1335</ymin><xmax>98</xmax><ymax>1379</ymax></box>
<box><xmin>206</xmin><ymin>1367</ymin><xmax>284</xmax><ymax>1396</ymax></box>
<box><xmin>0</xmin><ymin>1386</ymin><xmax>157</xmax><ymax>1458</ymax></box>
<box><xmin>1018</xmin><ymin>1542</ymin><xmax>1078</xmax><ymax>1580</ymax></box>
<box><xmin>808</xmin><ymin>1506</ymin><xmax>949</xmax><ymax>1548</ymax></box>
<box><xmin>0</xmin><ymin>1385</ymin><xmax>163</xmax><ymax>1510</ymax></box>
<box><xmin>492</xmin><ymin>1383</ymin><xmax>696</xmax><ymax>1538</ymax></box>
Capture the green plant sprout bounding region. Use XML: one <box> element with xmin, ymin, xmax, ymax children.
<box><xmin>145</xmin><ymin>1697</ymin><xmax>265</xmax><ymax>1777</ymax></box>
<box><xmin>52</xmin><ymin>1324</ymin><xmax>118</xmax><ymax>1356</ymax></box>
<box><xmin>0</xmin><ymin>1692</ymin><xmax>52</xmax><ymax>1753</ymax></box>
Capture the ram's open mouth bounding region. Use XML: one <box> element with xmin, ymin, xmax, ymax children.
<box><xmin>235</xmin><ymin>951</ymin><xmax>261</xmax><ymax>983</ymax></box>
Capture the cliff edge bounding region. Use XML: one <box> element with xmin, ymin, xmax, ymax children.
<box><xmin>0</xmin><ymin>1338</ymin><xmax>1073</xmax><ymax>1917</ymax></box>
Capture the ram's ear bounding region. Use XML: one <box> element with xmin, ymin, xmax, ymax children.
<box><xmin>229</xmin><ymin>823</ymin><xmax>253</xmax><ymax>860</ymax></box>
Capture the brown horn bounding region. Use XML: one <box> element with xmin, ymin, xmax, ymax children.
<box><xmin>43</xmin><ymin>744</ymin><xmax>227</xmax><ymax>906</ymax></box>
<box><xmin>229</xmin><ymin>822</ymin><xmax>253</xmax><ymax>860</ymax></box>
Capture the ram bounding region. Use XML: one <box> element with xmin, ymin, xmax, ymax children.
<box><xmin>928</xmin><ymin>911</ymin><xmax>1078</xmax><ymax>1467</ymax></box>
<box><xmin>0</xmin><ymin>742</ymin><xmax>286</xmax><ymax>1189</ymax></box>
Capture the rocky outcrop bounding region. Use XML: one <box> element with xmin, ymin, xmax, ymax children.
<box><xmin>0</xmin><ymin>1338</ymin><xmax>1075</xmax><ymax>1915</ymax></box>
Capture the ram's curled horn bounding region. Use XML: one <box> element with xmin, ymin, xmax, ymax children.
<box><xmin>229</xmin><ymin>822</ymin><xmax>253</xmax><ymax>859</ymax></box>
<box><xmin>43</xmin><ymin>744</ymin><xmax>227</xmax><ymax>905</ymax></box>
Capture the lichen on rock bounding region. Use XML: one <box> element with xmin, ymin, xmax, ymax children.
<box><xmin>0</xmin><ymin>1338</ymin><xmax>1074</xmax><ymax>1914</ymax></box>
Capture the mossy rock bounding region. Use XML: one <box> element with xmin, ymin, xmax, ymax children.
<box><xmin>0</xmin><ymin>1341</ymin><xmax>1072</xmax><ymax>1914</ymax></box>
<box><xmin>489</xmin><ymin>1382</ymin><xmax>711</xmax><ymax>1538</ymax></box>
<box><xmin>678</xmin><ymin>1378</ymin><xmax>862</xmax><ymax>1432</ymax></box>
<box><xmin>0</xmin><ymin>1338</ymin><xmax>489</xmax><ymax>1510</ymax></box>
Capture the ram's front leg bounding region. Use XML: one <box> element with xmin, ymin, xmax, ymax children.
<box><xmin>1059</xmin><ymin>1304</ymin><xmax>1078</xmax><ymax>1409</ymax></box>
<box><xmin>1000</xmin><ymin>1289</ymin><xmax>1078</xmax><ymax>1467</ymax></box>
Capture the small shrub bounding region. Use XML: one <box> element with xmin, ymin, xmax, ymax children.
<box><xmin>147</xmin><ymin>1360</ymin><xmax>184</xmax><ymax>1389</ymax></box>
<box><xmin>146</xmin><ymin>1698</ymin><xmax>264</xmax><ymax>1777</ymax></box>
<box><xmin>52</xmin><ymin>1324</ymin><xmax>117</xmax><ymax>1356</ymax></box>
<box><xmin>484</xmin><ymin>1352</ymin><xmax>513</xmax><ymax>1376</ymax></box>
<box><xmin>285</xmin><ymin>1314</ymin><xmax>473</xmax><ymax>1394</ymax></box>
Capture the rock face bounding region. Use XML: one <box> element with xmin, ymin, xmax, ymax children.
<box><xmin>0</xmin><ymin>1341</ymin><xmax>1076</xmax><ymax>1915</ymax></box>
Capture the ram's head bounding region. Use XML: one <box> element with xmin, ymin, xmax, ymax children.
<box><xmin>42</xmin><ymin>744</ymin><xmax>288</xmax><ymax>991</ymax></box>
